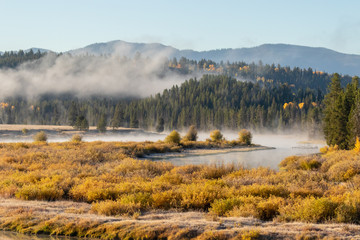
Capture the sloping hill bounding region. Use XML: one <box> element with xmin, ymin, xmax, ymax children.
<box><xmin>68</xmin><ymin>40</ymin><xmax>360</xmax><ymax>76</ymax></box>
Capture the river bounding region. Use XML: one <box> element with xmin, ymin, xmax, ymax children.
<box><xmin>151</xmin><ymin>134</ymin><xmax>325</xmax><ymax>169</ymax></box>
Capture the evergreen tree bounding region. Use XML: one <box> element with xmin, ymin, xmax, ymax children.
<box><xmin>323</xmin><ymin>73</ymin><xmax>345</xmax><ymax>147</ymax></box>
<box><xmin>346</xmin><ymin>77</ymin><xmax>359</xmax><ymax>147</ymax></box>
<box><xmin>97</xmin><ymin>114</ymin><xmax>107</xmax><ymax>133</ymax></box>
<box><xmin>68</xmin><ymin>102</ymin><xmax>78</xmax><ymax>126</ymax></box>
<box><xmin>130</xmin><ymin>115</ymin><xmax>139</xmax><ymax>128</ymax></box>
<box><xmin>155</xmin><ymin>118</ymin><xmax>165</xmax><ymax>132</ymax></box>
<box><xmin>75</xmin><ymin>115</ymin><xmax>89</xmax><ymax>131</ymax></box>
<box><xmin>347</xmin><ymin>93</ymin><xmax>360</xmax><ymax>148</ymax></box>
<box><xmin>111</xmin><ymin>104</ymin><xmax>123</xmax><ymax>129</ymax></box>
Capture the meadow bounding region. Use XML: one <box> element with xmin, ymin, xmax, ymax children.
<box><xmin>0</xmin><ymin>136</ymin><xmax>359</xmax><ymax>239</ymax></box>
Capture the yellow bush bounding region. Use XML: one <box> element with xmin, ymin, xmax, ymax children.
<box><xmin>210</xmin><ymin>130</ymin><xmax>223</xmax><ymax>142</ymax></box>
<box><xmin>164</xmin><ymin>130</ymin><xmax>181</xmax><ymax>144</ymax></box>
<box><xmin>239</xmin><ymin>229</ymin><xmax>261</xmax><ymax>240</ymax></box>
<box><xmin>237</xmin><ymin>184</ymin><xmax>289</xmax><ymax>198</ymax></box>
<box><xmin>15</xmin><ymin>184</ymin><xmax>64</xmax><ymax>201</ymax></box>
<box><xmin>91</xmin><ymin>200</ymin><xmax>141</xmax><ymax>216</ymax></box>
<box><xmin>210</xmin><ymin>198</ymin><xmax>243</xmax><ymax>216</ymax></box>
<box><xmin>319</xmin><ymin>146</ymin><xmax>329</xmax><ymax>154</ymax></box>
<box><xmin>151</xmin><ymin>190</ymin><xmax>182</xmax><ymax>209</ymax></box>
<box><xmin>180</xmin><ymin>181</ymin><xmax>225</xmax><ymax>210</ymax></box>
<box><xmin>354</xmin><ymin>137</ymin><xmax>360</xmax><ymax>153</ymax></box>
<box><xmin>279</xmin><ymin>197</ymin><xmax>337</xmax><ymax>223</ymax></box>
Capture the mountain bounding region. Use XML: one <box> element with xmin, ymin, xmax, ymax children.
<box><xmin>68</xmin><ymin>40</ymin><xmax>360</xmax><ymax>76</ymax></box>
<box><xmin>25</xmin><ymin>48</ymin><xmax>51</xmax><ymax>54</ymax></box>
<box><xmin>68</xmin><ymin>40</ymin><xmax>177</xmax><ymax>58</ymax></box>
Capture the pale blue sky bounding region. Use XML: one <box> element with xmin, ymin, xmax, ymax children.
<box><xmin>1</xmin><ymin>0</ymin><xmax>360</xmax><ymax>54</ymax></box>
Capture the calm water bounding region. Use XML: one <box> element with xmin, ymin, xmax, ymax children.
<box><xmin>152</xmin><ymin>134</ymin><xmax>325</xmax><ymax>169</ymax></box>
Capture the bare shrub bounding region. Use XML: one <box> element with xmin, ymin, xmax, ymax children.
<box><xmin>71</xmin><ymin>134</ymin><xmax>83</xmax><ymax>142</ymax></box>
<box><xmin>238</xmin><ymin>129</ymin><xmax>252</xmax><ymax>145</ymax></box>
<box><xmin>22</xmin><ymin>128</ymin><xmax>29</xmax><ymax>135</ymax></box>
<box><xmin>33</xmin><ymin>131</ymin><xmax>47</xmax><ymax>142</ymax></box>
<box><xmin>183</xmin><ymin>125</ymin><xmax>198</xmax><ymax>141</ymax></box>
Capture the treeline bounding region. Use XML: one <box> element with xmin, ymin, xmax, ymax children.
<box><xmin>0</xmin><ymin>75</ymin><xmax>323</xmax><ymax>133</ymax></box>
<box><xmin>0</xmin><ymin>49</ymin><xmax>46</xmax><ymax>68</ymax></box>
<box><xmin>125</xmin><ymin>75</ymin><xmax>322</xmax><ymax>132</ymax></box>
<box><xmin>168</xmin><ymin>57</ymin><xmax>353</xmax><ymax>92</ymax></box>
<box><xmin>323</xmin><ymin>74</ymin><xmax>360</xmax><ymax>149</ymax></box>
<box><xmin>0</xmin><ymin>50</ymin><xmax>352</xmax><ymax>93</ymax></box>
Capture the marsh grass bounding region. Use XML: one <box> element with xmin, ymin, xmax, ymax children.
<box><xmin>0</xmin><ymin>140</ymin><xmax>359</xmax><ymax>233</ymax></box>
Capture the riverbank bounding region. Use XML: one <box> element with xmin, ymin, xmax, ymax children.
<box><xmin>1</xmin><ymin>198</ymin><xmax>359</xmax><ymax>239</ymax></box>
<box><xmin>145</xmin><ymin>145</ymin><xmax>274</xmax><ymax>160</ymax></box>
<box><xmin>0</xmin><ymin>124</ymin><xmax>165</xmax><ymax>143</ymax></box>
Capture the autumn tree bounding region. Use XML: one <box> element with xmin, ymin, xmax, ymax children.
<box><xmin>238</xmin><ymin>129</ymin><xmax>252</xmax><ymax>145</ymax></box>
<box><xmin>210</xmin><ymin>130</ymin><xmax>223</xmax><ymax>142</ymax></box>
<box><xmin>183</xmin><ymin>125</ymin><xmax>198</xmax><ymax>141</ymax></box>
<box><xmin>164</xmin><ymin>130</ymin><xmax>181</xmax><ymax>144</ymax></box>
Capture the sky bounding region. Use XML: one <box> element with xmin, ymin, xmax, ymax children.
<box><xmin>1</xmin><ymin>0</ymin><xmax>360</xmax><ymax>54</ymax></box>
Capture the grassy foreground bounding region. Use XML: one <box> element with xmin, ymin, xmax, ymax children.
<box><xmin>0</xmin><ymin>140</ymin><xmax>360</xmax><ymax>239</ymax></box>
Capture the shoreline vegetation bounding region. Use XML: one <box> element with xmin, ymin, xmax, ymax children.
<box><xmin>144</xmin><ymin>145</ymin><xmax>274</xmax><ymax>160</ymax></box>
<box><xmin>0</xmin><ymin>127</ymin><xmax>359</xmax><ymax>239</ymax></box>
<box><xmin>1</xmin><ymin>198</ymin><xmax>360</xmax><ymax>240</ymax></box>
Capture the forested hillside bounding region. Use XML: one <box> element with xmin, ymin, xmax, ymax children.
<box><xmin>0</xmin><ymin>51</ymin><xmax>353</xmax><ymax>93</ymax></box>
<box><xmin>0</xmin><ymin>50</ymin><xmax>45</xmax><ymax>68</ymax></box>
<box><xmin>0</xmin><ymin>51</ymin><xmax>354</xmax><ymax>134</ymax></box>
<box><xmin>0</xmin><ymin>75</ymin><xmax>323</xmax><ymax>133</ymax></box>
<box><xmin>167</xmin><ymin>58</ymin><xmax>352</xmax><ymax>92</ymax></box>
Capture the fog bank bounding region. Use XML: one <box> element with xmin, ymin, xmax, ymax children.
<box><xmin>0</xmin><ymin>49</ymin><xmax>195</xmax><ymax>98</ymax></box>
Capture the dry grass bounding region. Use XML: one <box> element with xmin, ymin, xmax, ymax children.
<box><xmin>0</xmin><ymin>198</ymin><xmax>359</xmax><ymax>239</ymax></box>
<box><xmin>0</xmin><ymin>140</ymin><xmax>360</xmax><ymax>238</ymax></box>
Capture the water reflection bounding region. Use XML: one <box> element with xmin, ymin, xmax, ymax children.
<box><xmin>153</xmin><ymin>134</ymin><xmax>325</xmax><ymax>170</ymax></box>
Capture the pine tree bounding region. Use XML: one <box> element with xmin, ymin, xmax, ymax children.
<box><xmin>68</xmin><ymin>102</ymin><xmax>78</xmax><ymax>126</ymax></box>
<box><xmin>323</xmin><ymin>73</ymin><xmax>346</xmax><ymax>147</ymax></box>
<box><xmin>111</xmin><ymin>104</ymin><xmax>123</xmax><ymax>129</ymax></box>
<box><xmin>97</xmin><ymin>114</ymin><xmax>107</xmax><ymax>133</ymax></box>
<box><xmin>75</xmin><ymin>115</ymin><xmax>89</xmax><ymax>131</ymax></box>
<box><xmin>348</xmin><ymin>93</ymin><xmax>360</xmax><ymax>148</ymax></box>
<box><xmin>155</xmin><ymin>118</ymin><xmax>165</xmax><ymax>132</ymax></box>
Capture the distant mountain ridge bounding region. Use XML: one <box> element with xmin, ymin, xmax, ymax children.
<box><xmin>3</xmin><ymin>40</ymin><xmax>360</xmax><ymax>76</ymax></box>
<box><xmin>67</xmin><ymin>40</ymin><xmax>360</xmax><ymax>76</ymax></box>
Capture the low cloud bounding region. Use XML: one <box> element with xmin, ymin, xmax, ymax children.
<box><xmin>0</xmin><ymin>46</ymin><xmax>193</xmax><ymax>99</ymax></box>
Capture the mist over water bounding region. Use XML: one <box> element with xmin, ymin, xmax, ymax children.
<box><xmin>154</xmin><ymin>132</ymin><xmax>326</xmax><ymax>170</ymax></box>
<box><xmin>0</xmin><ymin>130</ymin><xmax>166</xmax><ymax>143</ymax></box>
<box><xmin>0</xmin><ymin>127</ymin><xmax>325</xmax><ymax>170</ymax></box>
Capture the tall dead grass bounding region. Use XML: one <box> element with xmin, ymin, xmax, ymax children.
<box><xmin>0</xmin><ymin>141</ymin><xmax>360</xmax><ymax>226</ymax></box>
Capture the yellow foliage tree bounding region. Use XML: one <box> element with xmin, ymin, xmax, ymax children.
<box><xmin>354</xmin><ymin>137</ymin><xmax>360</xmax><ymax>153</ymax></box>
